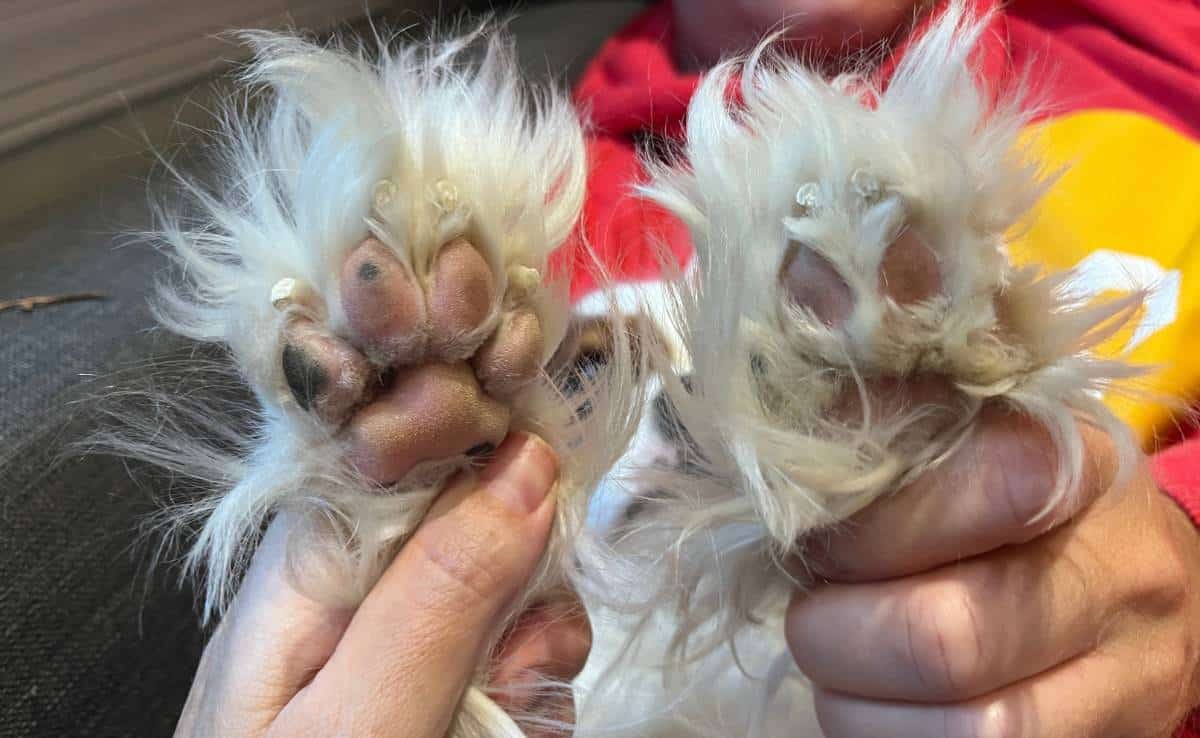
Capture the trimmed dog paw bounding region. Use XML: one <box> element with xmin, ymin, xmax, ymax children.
<box><xmin>276</xmin><ymin>234</ymin><xmax>547</xmax><ymax>485</ymax></box>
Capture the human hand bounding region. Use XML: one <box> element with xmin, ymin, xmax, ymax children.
<box><xmin>174</xmin><ymin>433</ymin><xmax>591</xmax><ymax>738</ymax></box>
<box><xmin>786</xmin><ymin>404</ymin><xmax>1200</xmax><ymax>736</ymax></box>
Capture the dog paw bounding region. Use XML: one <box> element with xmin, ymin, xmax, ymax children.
<box><xmin>275</xmin><ymin>233</ymin><xmax>546</xmax><ymax>485</ymax></box>
<box><xmin>780</xmin><ymin>218</ymin><xmax>942</xmax><ymax>329</ymax></box>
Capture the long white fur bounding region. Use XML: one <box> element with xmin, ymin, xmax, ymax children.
<box><xmin>574</xmin><ymin>3</ymin><xmax>1145</xmax><ymax>734</ymax></box>
<box><xmin>118</xmin><ymin>24</ymin><xmax>646</xmax><ymax>738</ymax></box>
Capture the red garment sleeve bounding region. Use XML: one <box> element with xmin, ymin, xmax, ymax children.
<box><xmin>1155</xmin><ymin>436</ymin><xmax>1200</xmax><ymax>528</ymax></box>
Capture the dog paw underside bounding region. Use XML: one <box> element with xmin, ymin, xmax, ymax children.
<box><xmin>148</xmin><ymin>28</ymin><xmax>650</xmax><ymax>623</ymax></box>
<box><xmin>621</xmin><ymin>2</ymin><xmax>1140</xmax><ymax>643</ymax></box>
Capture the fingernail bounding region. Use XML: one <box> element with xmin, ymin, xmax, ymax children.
<box><xmin>479</xmin><ymin>433</ymin><xmax>559</xmax><ymax>514</ymax></box>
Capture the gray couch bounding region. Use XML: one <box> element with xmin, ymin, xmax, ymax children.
<box><xmin>0</xmin><ymin>3</ymin><xmax>644</xmax><ymax>735</ymax></box>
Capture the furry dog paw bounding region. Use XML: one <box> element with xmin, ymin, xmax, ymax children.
<box><xmin>127</xmin><ymin>26</ymin><xmax>650</xmax><ymax>631</ymax></box>
<box><xmin>621</xmin><ymin>0</ymin><xmax>1142</xmax><ymax>655</ymax></box>
<box><xmin>121</xmin><ymin>25</ymin><xmax>651</xmax><ymax>738</ymax></box>
<box><xmin>276</xmin><ymin>230</ymin><xmax>547</xmax><ymax>484</ymax></box>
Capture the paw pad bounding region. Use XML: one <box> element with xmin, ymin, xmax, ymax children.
<box><xmin>281</xmin><ymin>318</ymin><xmax>371</xmax><ymax>423</ymax></box>
<box><xmin>340</xmin><ymin>237</ymin><xmax>427</xmax><ymax>359</ymax></box>
<box><xmin>776</xmin><ymin>188</ymin><xmax>953</xmax><ymax>428</ymax></box>
<box><xmin>280</xmin><ymin>235</ymin><xmax>547</xmax><ymax>484</ymax></box>
<box><xmin>345</xmin><ymin>361</ymin><xmax>511</xmax><ymax>483</ymax></box>
<box><xmin>780</xmin><ymin>224</ymin><xmax>943</xmax><ymax>328</ymax></box>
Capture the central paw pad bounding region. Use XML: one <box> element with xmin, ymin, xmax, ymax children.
<box><xmin>279</xmin><ymin>235</ymin><xmax>545</xmax><ymax>485</ymax></box>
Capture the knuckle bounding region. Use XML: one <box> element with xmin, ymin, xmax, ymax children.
<box><xmin>411</xmin><ymin>515</ymin><xmax>513</xmax><ymax>608</ymax></box>
<box><xmin>1125</xmin><ymin>513</ymin><xmax>1194</xmax><ymax>618</ymax></box>
<box><xmin>902</xmin><ymin>583</ymin><xmax>986</xmax><ymax>698</ymax></box>
<box><xmin>1147</xmin><ymin>560</ymin><xmax>1192</xmax><ymax>618</ymax></box>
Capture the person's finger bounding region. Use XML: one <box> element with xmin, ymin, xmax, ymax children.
<box><xmin>812</xmin><ymin>636</ymin><xmax>1191</xmax><ymax>738</ymax></box>
<box><xmin>804</xmin><ymin>402</ymin><xmax>1118</xmax><ymax>582</ymax></box>
<box><xmin>787</xmin><ymin>509</ymin><xmax>1122</xmax><ymax>703</ymax></box>
<box><xmin>176</xmin><ymin>514</ymin><xmax>355</xmax><ymax>737</ymax></box>
<box><xmin>489</xmin><ymin>602</ymin><xmax>592</xmax><ymax>736</ymax></box>
<box><xmin>290</xmin><ymin>432</ymin><xmax>559</xmax><ymax>737</ymax></box>
<box><xmin>787</xmin><ymin>467</ymin><xmax>1180</xmax><ymax>705</ymax></box>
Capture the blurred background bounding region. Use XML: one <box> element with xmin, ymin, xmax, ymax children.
<box><xmin>0</xmin><ymin>2</ymin><xmax>643</xmax><ymax>736</ymax></box>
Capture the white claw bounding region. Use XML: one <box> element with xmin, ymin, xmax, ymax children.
<box><xmin>433</xmin><ymin>179</ymin><xmax>461</xmax><ymax>214</ymax></box>
<box><xmin>850</xmin><ymin>169</ymin><xmax>883</xmax><ymax>202</ymax></box>
<box><xmin>795</xmin><ymin>182</ymin><xmax>822</xmax><ymax>217</ymax></box>
<box><xmin>270</xmin><ymin>277</ymin><xmax>318</xmax><ymax>311</ymax></box>
<box><xmin>507</xmin><ymin>265</ymin><xmax>542</xmax><ymax>298</ymax></box>
<box><xmin>373</xmin><ymin>179</ymin><xmax>399</xmax><ymax>210</ymax></box>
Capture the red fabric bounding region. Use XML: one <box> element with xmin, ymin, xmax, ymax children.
<box><xmin>1157</xmin><ymin>437</ymin><xmax>1200</xmax><ymax>526</ymax></box>
<box><xmin>1168</xmin><ymin>437</ymin><xmax>1200</xmax><ymax>738</ymax></box>
<box><xmin>551</xmin><ymin>4</ymin><xmax>697</xmax><ymax>300</ymax></box>
<box><xmin>1006</xmin><ymin>0</ymin><xmax>1200</xmax><ymax>140</ymax></box>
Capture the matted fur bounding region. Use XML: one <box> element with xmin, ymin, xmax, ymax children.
<box><xmin>576</xmin><ymin>3</ymin><xmax>1145</xmax><ymax>734</ymax></box>
<box><xmin>113</xmin><ymin>24</ymin><xmax>645</xmax><ymax>738</ymax></box>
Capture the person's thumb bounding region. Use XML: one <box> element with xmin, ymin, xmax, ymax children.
<box><xmin>298</xmin><ymin>432</ymin><xmax>559</xmax><ymax>737</ymax></box>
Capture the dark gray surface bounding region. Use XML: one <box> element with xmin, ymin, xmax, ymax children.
<box><xmin>508</xmin><ymin>1</ymin><xmax>648</xmax><ymax>84</ymax></box>
<box><xmin>0</xmin><ymin>173</ymin><xmax>203</xmax><ymax>738</ymax></box>
<box><xmin>0</xmin><ymin>2</ymin><xmax>644</xmax><ymax>736</ymax></box>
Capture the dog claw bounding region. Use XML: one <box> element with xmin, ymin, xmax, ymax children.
<box><xmin>282</xmin><ymin>319</ymin><xmax>372</xmax><ymax>424</ymax></box>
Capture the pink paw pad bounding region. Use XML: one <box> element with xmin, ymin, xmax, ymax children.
<box><xmin>779</xmin><ymin>228</ymin><xmax>944</xmax><ymax>326</ymax></box>
<box><xmin>427</xmin><ymin>237</ymin><xmax>497</xmax><ymax>356</ymax></box>
<box><xmin>472</xmin><ymin>308</ymin><xmax>544</xmax><ymax>400</ymax></box>
<box><xmin>878</xmin><ymin>229</ymin><xmax>942</xmax><ymax>305</ymax></box>
<box><xmin>340</xmin><ymin>238</ymin><xmax>425</xmax><ymax>359</ymax></box>
<box><xmin>285</xmin><ymin>235</ymin><xmax>546</xmax><ymax>486</ymax></box>
<box><xmin>781</xmin><ymin>244</ymin><xmax>854</xmax><ymax>327</ymax></box>
<box><xmin>345</xmin><ymin>362</ymin><xmax>511</xmax><ymax>484</ymax></box>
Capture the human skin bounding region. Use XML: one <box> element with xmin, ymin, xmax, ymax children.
<box><xmin>173</xmin><ymin>433</ymin><xmax>589</xmax><ymax>738</ymax></box>
<box><xmin>786</xmin><ymin>404</ymin><xmax>1200</xmax><ymax>737</ymax></box>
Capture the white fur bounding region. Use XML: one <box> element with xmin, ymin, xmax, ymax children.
<box><xmin>578</xmin><ymin>3</ymin><xmax>1145</xmax><ymax>734</ymax></box>
<box><xmin>118</xmin><ymin>24</ymin><xmax>645</xmax><ymax>738</ymax></box>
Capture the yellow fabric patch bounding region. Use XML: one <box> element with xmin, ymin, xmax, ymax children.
<box><xmin>1010</xmin><ymin>110</ymin><xmax>1200</xmax><ymax>447</ymax></box>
